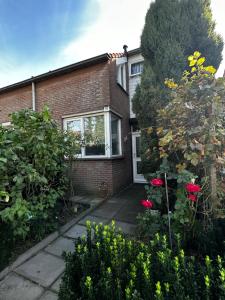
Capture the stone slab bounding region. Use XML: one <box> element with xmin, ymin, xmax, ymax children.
<box><xmin>39</xmin><ymin>291</ymin><xmax>58</xmax><ymax>300</ymax></box>
<box><xmin>78</xmin><ymin>215</ymin><xmax>109</xmax><ymax>226</ymax></box>
<box><xmin>63</xmin><ymin>224</ymin><xmax>86</xmax><ymax>239</ymax></box>
<box><xmin>50</xmin><ymin>275</ymin><xmax>62</xmax><ymax>293</ymax></box>
<box><xmin>16</xmin><ymin>252</ymin><xmax>65</xmax><ymax>288</ymax></box>
<box><xmin>91</xmin><ymin>202</ymin><xmax>123</xmax><ymax>219</ymax></box>
<box><xmin>115</xmin><ymin>221</ymin><xmax>137</xmax><ymax>235</ymax></box>
<box><xmin>0</xmin><ymin>273</ymin><xmax>43</xmax><ymax>300</ymax></box>
<box><xmin>45</xmin><ymin>237</ymin><xmax>75</xmax><ymax>257</ymax></box>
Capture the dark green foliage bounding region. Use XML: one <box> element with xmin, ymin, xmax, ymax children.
<box><xmin>0</xmin><ymin>107</ymin><xmax>78</xmax><ymax>238</ymax></box>
<box><xmin>133</xmin><ymin>0</ymin><xmax>223</xmax><ymax>174</ymax></box>
<box><xmin>59</xmin><ymin>222</ymin><xmax>225</xmax><ymax>300</ymax></box>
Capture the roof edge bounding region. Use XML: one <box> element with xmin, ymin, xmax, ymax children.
<box><xmin>0</xmin><ymin>53</ymin><xmax>111</xmax><ymax>94</ymax></box>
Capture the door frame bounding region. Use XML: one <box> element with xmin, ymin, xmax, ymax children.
<box><xmin>132</xmin><ymin>132</ymin><xmax>146</xmax><ymax>183</ymax></box>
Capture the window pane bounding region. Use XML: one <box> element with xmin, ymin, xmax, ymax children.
<box><xmin>131</xmin><ymin>62</ymin><xmax>143</xmax><ymax>75</ymax></box>
<box><xmin>111</xmin><ymin>115</ymin><xmax>120</xmax><ymax>155</ymax></box>
<box><xmin>66</xmin><ymin>119</ymin><xmax>81</xmax><ymax>154</ymax></box>
<box><xmin>84</xmin><ymin>115</ymin><xmax>105</xmax><ymax>155</ymax></box>
<box><xmin>136</xmin><ymin>136</ymin><xmax>140</xmax><ymax>158</ymax></box>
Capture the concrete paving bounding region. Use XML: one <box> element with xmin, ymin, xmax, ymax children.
<box><xmin>0</xmin><ymin>273</ymin><xmax>44</xmax><ymax>300</ymax></box>
<box><xmin>15</xmin><ymin>252</ymin><xmax>65</xmax><ymax>288</ymax></box>
<box><xmin>0</xmin><ymin>184</ymin><xmax>145</xmax><ymax>299</ymax></box>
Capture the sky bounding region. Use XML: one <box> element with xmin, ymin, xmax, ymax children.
<box><xmin>0</xmin><ymin>0</ymin><xmax>224</xmax><ymax>88</ymax></box>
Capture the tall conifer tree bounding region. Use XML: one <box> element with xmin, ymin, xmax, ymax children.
<box><xmin>133</xmin><ymin>0</ymin><xmax>223</xmax><ymax>174</ymax></box>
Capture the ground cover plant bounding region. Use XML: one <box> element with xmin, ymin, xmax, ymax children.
<box><xmin>0</xmin><ymin>107</ymin><xmax>80</xmax><ymax>270</ymax></box>
<box><xmin>59</xmin><ymin>221</ymin><xmax>225</xmax><ymax>300</ymax></box>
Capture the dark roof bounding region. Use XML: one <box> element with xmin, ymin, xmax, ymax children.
<box><xmin>128</xmin><ymin>48</ymin><xmax>141</xmax><ymax>57</ymax></box>
<box><xmin>0</xmin><ymin>53</ymin><xmax>112</xmax><ymax>94</ymax></box>
<box><xmin>0</xmin><ymin>49</ymin><xmax>141</xmax><ymax>94</ymax></box>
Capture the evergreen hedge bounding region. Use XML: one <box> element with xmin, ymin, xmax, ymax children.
<box><xmin>59</xmin><ymin>221</ymin><xmax>225</xmax><ymax>300</ymax></box>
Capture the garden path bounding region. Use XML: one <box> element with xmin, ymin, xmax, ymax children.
<box><xmin>0</xmin><ymin>184</ymin><xmax>145</xmax><ymax>300</ymax></box>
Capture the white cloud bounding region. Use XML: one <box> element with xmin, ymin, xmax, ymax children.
<box><xmin>211</xmin><ymin>0</ymin><xmax>225</xmax><ymax>77</ymax></box>
<box><xmin>60</xmin><ymin>0</ymin><xmax>151</xmax><ymax>63</ymax></box>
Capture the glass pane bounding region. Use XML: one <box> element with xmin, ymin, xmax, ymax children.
<box><xmin>131</xmin><ymin>62</ymin><xmax>143</xmax><ymax>75</ymax></box>
<box><xmin>84</xmin><ymin>115</ymin><xmax>105</xmax><ymax>155</ymax></box>
<box><xmin>136</xmin><ymin>136</ymin><xmax>140</xmax><ymax>158</ymax></box>
<box><xmin>137</xmin><ymin>161</ymin><xmax>143</xmax><ymax>174</ymax></box>
<box><xmin>111</xmin><ymin>115</ymin><xmax>119</xmax><ymax>155</ymax></box>
<box><xmin>66</xmin><ymin>119</ymin><xmax>81</xmax><ymax>154</ymax></box>
<box><xmin>67</xmin><ymin>119</ymin><xmax>81</xmax><ymax>133</ymax></box>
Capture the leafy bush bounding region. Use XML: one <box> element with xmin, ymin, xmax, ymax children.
<box><xmin>0</xmin><ymin>107</ymin><xmax>78</xmax><ymax>239</ymax></box>
<box><xmin>59</xmin><ymin>222</ymin><xmax>225</xmax><ymax>300</ymax></box>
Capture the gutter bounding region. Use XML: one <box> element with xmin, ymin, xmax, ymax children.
<box><xmin>32</xmin><ymin>82</ymin><xmax>36</xmax><ymax>111</ymax></box>
<box><xmin>0</xmin><ymin>53</ymin><xmax>110</xmax><ymax>95</ymax></box>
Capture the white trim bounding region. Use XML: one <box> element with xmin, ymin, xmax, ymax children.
<box><xmin>1</xmin><ymin>122</ymin><xmax>11</xmax><ymax>127</ymax></box>
<box><xmin>105</xmin><ymin>112</ymin><xmax>111</xmax><ymax>157</ymax></box>
<box><xmin>63</xmin><ymin>111</ymin><xmax>122</xmax><ymax>159</ymax></box>
<box><xmin>62</xmin><ymin>109</ymin><xmax>104</xmax><ymax>119</ymax></box>
<box><xmin>132</xmin><ymin>132</ymin><xmax>146</xmax><ymax>183</ymax></box>
<box><xmin>32</xmin><ymin>82</ymin><xmax>36</xmax><ymax>111</ymax></box>
<box><xmin>130</xmin><ymin>61</ymin><xmax>144</xmax><ymax>77</ymax></box>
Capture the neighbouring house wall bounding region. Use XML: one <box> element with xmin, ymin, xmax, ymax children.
<box><xmin>108</xmin><ymin>59</ymin><xmax>132</xmax><ymax>192</ymax></box>
<box><xmin>128</xmin><ymin>53</ymin><xmax>144</xmax><ymax>118</ymax></box>
<box><xmin>0</xmin><ymin>86</ymin><xmax>32</xmax><ymax>123</ymax></box>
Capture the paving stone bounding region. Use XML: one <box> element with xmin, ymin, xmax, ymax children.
<box><xmin>115</xmin><ymin>221</ymin><xmax>137</xmax><ymax>235</ymax></box>
<box><xmin>91</xmin><ymin>202</ymin><xmax>122</xmax><ymax>219</ymax></box>
<box><xmin>16</xmin><ymin>252</ymin><xmax>65</xmax><ymax>288</ymax></box>
<box><xmin>50</xmin><ymin>275</ymin><xmax>62</xmax><ymax>293</ymax></box>
<box><xmin>78</xmin><ymin>215</ymin><xmax>109</xmax><ymax>226</ymax></box>
<box><xmin>0</xmin><ymin>273</ymin><xmax>43</xmax><ymax>300</ymax></box>
<box><xmin>45</xmin><ymin>237</ymin><xmax>75</xmax><ymax>257</ymax></box>
<box><xmin>64</xmin><ymin>224</ymin><xmax>86</xmax><ymax>239</ymax></box>
<box><xmin>39</xmin><ymin>290</ymin><xmax>58</xmax><ymax>300</ymax></box>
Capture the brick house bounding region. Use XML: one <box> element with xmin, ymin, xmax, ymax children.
<box><xmin>0</xmin><ymin>47</ymin><xmax>145</xmax><ymax>195</ymax></box>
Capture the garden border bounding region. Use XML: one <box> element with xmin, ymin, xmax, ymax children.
<box><xmin>0</xmin><ymin>197</ymin><xmax>105</xmax><ymax>281</ymax></box>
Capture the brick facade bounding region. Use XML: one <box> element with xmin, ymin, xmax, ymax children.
<box><xmin>0</xmin><ymin>55</ymin><xmax>132</xmax><ymax>196</ymax></box>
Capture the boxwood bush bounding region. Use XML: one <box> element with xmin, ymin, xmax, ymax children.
<box><xmin>59</xmin><ymin>221</ymin><xmax>225</xmax><ymax>300</ymax></box>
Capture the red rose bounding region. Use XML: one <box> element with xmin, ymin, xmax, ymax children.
<box><xmin>150</xmin><ymin>178</ymin><xmax>164</xmax><ymax>187</ymax></box>
<box><xmin>185</xmin><ymin>183</ymin><xmax>201</xmax><ymax>193</ymax></box>
<box><xmin>187</xmin><ymin>194</ymin><xmax>197</xmax><ymax>202</ymax></box>
<box><xmin>140</xmin><ymin>199</ymin><xmax>154</xmax><ymax>209</ymax></box>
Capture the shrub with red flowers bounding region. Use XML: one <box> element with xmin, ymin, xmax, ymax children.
<box><xmin>185</xmin><ymin>183</ymin><xmax>201</xmax><ymax>193</ymax></box>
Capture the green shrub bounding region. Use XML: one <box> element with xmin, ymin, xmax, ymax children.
<box><xmin>0</xmin><ymin>107</ymin><xmax>78</xmax><ymax>239</ymax></box>
<box><xmin>59</xmin><ymin>221</ymin><xmax>225</xmax><ymax>300</ymax></box>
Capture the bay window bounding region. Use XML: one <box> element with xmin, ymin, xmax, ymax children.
<box><xmin>63</xmin><ymin>111</ymin><xmax>122</xmax><ymax>158</ymax></box>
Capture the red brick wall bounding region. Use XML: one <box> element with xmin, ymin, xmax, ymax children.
<box><xmin>0</xmin><ymin>86</ymin><xmax>32</xmax><ymax>123</ymax></box>
<box><xmin>70</xmin><ymin>160</ymin><xmax>113</xmax><ymax>196</ymax></box>
<box><xmin>36</xmin><ymin>62</ymin><xmax>110</xmax><ymax>124</ymax></box>
<box><xmin>0</xmin><ymin>59</ymin><xmax>132</xmax><ymax>195</ymax></box>
<box><xmin>108</xmin><ymin>59</ymin><xmax>133</xmax><ymax>192</ymax></box>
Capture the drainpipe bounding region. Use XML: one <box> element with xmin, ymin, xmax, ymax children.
<box><xmin>31</xmin><ymin>81</ymin><xmax>36</xmax><ymax>111</ymax></box>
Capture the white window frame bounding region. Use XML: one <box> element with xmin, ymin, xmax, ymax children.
<box><xmin>130</xmin><ymin>61</ymin><xmax>144</xmax><ymax>77</ymax></box>
<box><xmin>63</xmin><ymin>111</ymin><xmax>122</xmax><ymax>159</ymax></box>
<box><xmin>1</xmin><ymin>122</ymin><xmax>11</xmax><ymax>127</ymax></box>
<box><xmin>117</xmin><ymin>63</ymin><xmax>127</xmax><ymax>90</ymax></box>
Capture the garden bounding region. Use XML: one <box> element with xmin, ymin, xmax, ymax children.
<box><xmin>58</xmin><ymin>53</ymin><xmax>225</xmax><ymax>299</ymax></box>
<box><xmin>0</xmin><ymin>107</ymin><xmax>82</xmax><ymax>271</ymax></box>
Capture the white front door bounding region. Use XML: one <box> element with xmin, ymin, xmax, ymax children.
<box><xmin>132</xmin><ymin>132</ymin><xmax>146</xmax><ymax>183</ymax></box>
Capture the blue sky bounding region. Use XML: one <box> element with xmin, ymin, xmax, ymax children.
<box><xmin>0</xmin><ymin>0</ymin><xmax>224</xmax><ymax>87</ymax></box>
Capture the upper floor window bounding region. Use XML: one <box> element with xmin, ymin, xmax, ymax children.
<box><xmin>130</xmin><ymin>62</ymin><xmax>143</xmax><ymax>76</ymax></box>
<box><xmin>63</xmin><ymin>111</ymin><xmax>122</xmax><ymax>158</ymax></box>
<box><xmin>117</xmin><ymin>64</ymin><xmax>126</xmax><ymax>90</ymax></box>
